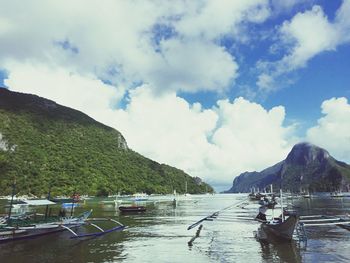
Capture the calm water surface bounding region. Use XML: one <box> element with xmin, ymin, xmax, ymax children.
<box><xmin>1</xmin><ymin>194</ymin><xmax>350</xmax><ymax>263</ymax></box>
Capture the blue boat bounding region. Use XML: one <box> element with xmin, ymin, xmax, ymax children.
<box><xmin>62</xmin><ymin>202</ymin><xmax>80</xmax><ymax>209</ymax></box>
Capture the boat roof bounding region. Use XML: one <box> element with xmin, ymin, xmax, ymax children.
<box><xmin>23</xmin><ymin>199</ymin><xmax>56</xmax><ymax>206</ymax></box>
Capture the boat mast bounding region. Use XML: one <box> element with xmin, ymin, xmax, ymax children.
<box><xmin>70</xmin><ymin>189</ymin><xmax>76</xmax><ymax>216</ymax></box>
<box><xmin>44</xmin><ymin>185</ymin><xmax>52</xmax><ymax>220</ymax></box>
<box><xmin>271</xmin><ymin>184</ymin><xmax>275</xmax><ymax>219</ymax></box>
<box><xmin>280</xmin><ymin>189</ymin><xmax>284</xmax><ymax>222</ymax></box>
<box><xmin>7</xmin><ymin>180</ymin><xmax>16</xmax><ymax>222</ymax></box>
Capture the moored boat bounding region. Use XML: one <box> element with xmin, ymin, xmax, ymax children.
<box><xmin>249</xmin><ymin>192</ymin><xmax>266</xmax><ymax>201</ymax></box>
<box><xmin>131</xmin><ymin>193</ymin><xmax>149</xmax><ymax>201</ymax></box>
<box><xmin>1</xmin><ymin>199</ymin><xmax>126</xmax><ymax>243</ymax></box>
<box><xmin>119</xmin><ymin>205</ymin><xmax>146</xmax><ymax>213</ymax></box>
<box><xmin>330</xmin><ymin>191</ymin><xmax>350</xmax><ymax>198</ymax></box>
<box><xmin>258</xmin><ymin>196</ymin><xmax>277</xmax><ymax>209</ymax></box>
<box><xmin>255</xmin><ymin>189</ymin><xmax>299</xmax><ymax>241</ymax></box>
<box><xmin>258</xmin><ymin>215</ymin><xmax>299</xmax><ymax>241</ymax></box>
<box><xmin>62</xmin><ymin>202</ymin><xmax>81</xmax><ymax>209</ymax></box>
<box><xmin>0</xmin><ymin>206</ymin><xmax>91</xmax><ymax>243</ymax></box>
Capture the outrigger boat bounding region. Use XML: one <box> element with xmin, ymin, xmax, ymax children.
<box><xmin>255</xmin><ymin>190</ymin><xmax>299</xmax><ymax>241</ymax></box>
<box><xmin>0</xmin><ymin>199</ymin><xmax>126</xmax><ymax>243</ymax></box>
<box><xmin>256</xmin><ymin>214</ymin><xmax>299</xmax><ymax>241</ymax></box>
<box><xmin>1</xmin><ymin>209</ymin><xmax>90</xmax><ymax>243</ymax></box>
<box><xmin>187</xmin><ymin>189</ymin><xmax>350</xmax><ymax>247</ymax></box>
<box><xmin>188</xmin><ymin>189</ymin><xmax>300</xmax><ymax>245</ymax></box>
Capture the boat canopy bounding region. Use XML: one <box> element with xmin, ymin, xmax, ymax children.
<box><xmin>23</xmin><ymin>199</ymin><xmax>56</xmax><ymax>206</ymax></box>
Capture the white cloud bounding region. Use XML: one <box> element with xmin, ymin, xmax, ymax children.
<box><xmin>151</xmin><ymin>39</ymin><xmax>238</xmax><ymax>93</ymax></box>
<box><xmin>257</xmin><ymin>2</ymin><xmax>350</xmax><ymax>91</ymax></box>
<box><xmin>270</xmin><ymin>0</ymin><xmax>310</xmax><ymax>13</ymax></box>
<box><xmin>5</xmin><ymin>0</ymin><xmax>347</xmax><ymax>190</ymax></box>
<box><xmin>0</xmin><ymin>0</ymin><xmax>273</xmax><ymax>95</ymax></box>
<box><xmin>4</xmin><ymin>61</ymin><xmax>298</xmax><ymax>188</ymax></box>
<box><xmin>112</xmin><ymin>85</ymin><xmax>219</xmax><ymax>175</ymax></box>
<box><xmin>175</xmin><ymin>0</ymin><xmax>270</xmax><ymax>40</ymax></box>
<box><xmin>110</xmin><ymin>87</ymin><xmax>296</xmax><ymax>187</ymax></box>
<box><xmin>209</xmin><ymin>98</ymin><xmax>296</xmax><ymax>177</ymax></box>
<box><xmin>335</xmin><ymin>0</ymin><xmax>350</xmax><ymax>39</ymax></box>
<box><xmin>307</xmin><ymin>97</ymin><xmax>350</xmax><ymax>163</ymax></box>
<box><xmin>4</xmin><ymin>62</ymin><xmax>124</xmax><ymax>122</ymax></box>
<box><xmin>256</xmin><ymin>73</ymin><xmax>275</xmax><ymax>92</ymax></box>
<box><xmin>278</xmin><ymin>6</ymin><xmax>338</xmax><ymax>70</ymax></box>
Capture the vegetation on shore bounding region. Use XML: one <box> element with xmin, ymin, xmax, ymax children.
<box><xmin>0</xmin><ymin>88</ymin><xmax>213</xmax><ymax>196</ymax></box>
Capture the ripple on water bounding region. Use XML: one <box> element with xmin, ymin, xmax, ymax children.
<box><xmin>1</xmin><ymin>194</ymin><xmax>350</xmax><ymax>262</ymax></box>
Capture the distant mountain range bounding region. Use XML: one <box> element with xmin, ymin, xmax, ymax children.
<box><xmin>0</xmin><ymin>88</ymin><xmax>213</xmax><ymax>196</ymax></box>
<box><xmin>225</xmin><ymin>142</ymin><xmax>350</xmax><ymax>193</ymax></box>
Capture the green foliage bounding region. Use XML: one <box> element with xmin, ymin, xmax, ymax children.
<box><xmin>0</xmin><ymin>89</ymin><xmax>214</xmax><ymax>196</ymax></box>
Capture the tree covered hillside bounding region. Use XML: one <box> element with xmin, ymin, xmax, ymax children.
<box><xmin>0</xmin><ymin>88</ymin><xmax>213</xmax><ymax>196</ymax></box>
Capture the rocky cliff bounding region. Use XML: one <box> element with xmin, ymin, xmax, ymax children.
<box><xmin>225</xmin><ymin>143</ymin><xmax>350</xmax><ymax>193</ymax></box>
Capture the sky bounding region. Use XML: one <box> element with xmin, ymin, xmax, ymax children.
<box><xmin>0</xmin><ymin>0</ymin><xmax>349</xmax><ymax>191</ymax></box>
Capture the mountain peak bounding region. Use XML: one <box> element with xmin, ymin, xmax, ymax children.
<box><xmin>226</xmin><ymin>142</ymin><xmax>350</xmax><ymax>193</ymax></box>
<box><xmin>286</xmin><ymin>142</ymin><xmax>330</xmax><ymax>165</ymax></box>
<box><xmin>285</xmin><ymin>142</ymin><xmax>330</xmax><ymax>166</ymax></box>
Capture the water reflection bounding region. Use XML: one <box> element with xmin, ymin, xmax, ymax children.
<box><xmin>259</xmin><ymin>239</ymin><xmax>304</xmax><ymax>263</ymax></box>
<box><xmin>1</xmin><ymin>195</ymin><xmax>350</xmax><ymax>262</ymax></box>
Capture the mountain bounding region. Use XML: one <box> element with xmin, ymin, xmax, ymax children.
<box><xmin>0</xmin><ymin>88</ymin><xmax>213</xmax><ymax>196</ymax></box>
<box><xmin>225</xmin><ymin>142</ymin><xmax>350</xmax><ymax>193</ymax></box>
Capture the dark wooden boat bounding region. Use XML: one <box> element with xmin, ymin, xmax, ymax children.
<box><xmin>337</xmin><ymin>224</ymin><xmax>350</xmax><ymax>231</ymax></box>
<box><xmin>259</xmin><ymin>215</ymin><xmax>299</xmax><ymax>241</ymax></box>
<box><xmin>249</xmin><ymin>193</ymin><xmax>266</xmax><ymax>201</ymax></box>
<box><xmin>258</xmin><ymin>199</ymin><xmax>277</xmax><ymax>209</ymax></box>
<box><xmin>118</xmin><ymin>206</ymin><xmax>146</xmax><ymax>213</ymax></box>
<box><xmin>337</xmin><ymin>218</ymin><xmax>350</xmax><ymax>231</ymax></box>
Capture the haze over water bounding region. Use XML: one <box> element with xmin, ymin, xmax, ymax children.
<box><xmin>1</xmin><ymin>194</ymin><xmax>350</xmax><ymax>263</ymax></box>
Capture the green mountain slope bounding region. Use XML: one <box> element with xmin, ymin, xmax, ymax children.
<box><xmin>225</xmin><ymin>143</ymin><xmax>350</xmax><ymax>193</ymax></box>
<box><xmin>0</xmin><ymin>88</ymin><xmax>213</xmax><ymax>196</ymax></box>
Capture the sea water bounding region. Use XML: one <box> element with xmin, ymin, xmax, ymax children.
<box><xmin>0</xmin><ymin>194</ymin><xmax>350</xmax><ymax>263</ymax></box>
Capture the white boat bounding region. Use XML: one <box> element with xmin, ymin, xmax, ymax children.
<box><xmin>330</xmin><ymin>191</ymin><xmax>350</xmax><ymax>198</ymax></box>
<box><xmin>131</xmin><ymin>193</ymin><xmax>149</xmax><ymax>201</ymax></box>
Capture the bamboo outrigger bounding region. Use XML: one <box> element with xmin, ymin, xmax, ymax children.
<box><xmin>1</xmin><ymin>184</ymin><xmax>127</xmax><ymax>243</ymax></box>
<box><xmin>0</xmin><ymin>206</ymin><xmax>126</xmax><ymax>243</ymax></box>
<box><xmin>186</xmin><ymin>189</ymin><xmax>350</xmax><ymax>246</ymax></box>
<box><xmin>1</xmin><ymin>199</ymin><xmax>126</xmax><ymax>243</ymax></box>
<box><xmin>299</xmin><ymin>214</ymin><xmax>350</xmax><ymax>228</ymax></box>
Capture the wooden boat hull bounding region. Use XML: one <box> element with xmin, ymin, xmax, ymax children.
<box><xmin>0</xmin><ymin>225</ymin><xmax>75</xmax><ymax>243</ymax></box>
<box><xmin>119</xmin><ymin>206</ymin><xmax>146</xmax><ymax>213</ymax></box>
<box><xmin>0</xmin><ymin>211</ymin><xmax>91</xmax><ymax>243</ymax></box>
<box><xmin>259</xmin><ymin>200</ymin><xmax>277</xmax><ymax>209</ymax></box>
<box><xmin>260</xmin><ymin>215</ymin><xmax>299</xmax><ymax>241</ymax></box>
<box><xmin>338</xmin><ymin>224</ymin><xmax>350</xmax><ymax>231</ymax></box>
<box><xmin>249</xmin><ymin>193</ymin><xmax>265</xmax><ymax>201</ymax></box>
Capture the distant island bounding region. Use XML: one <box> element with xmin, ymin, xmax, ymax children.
<box><xmin>225</xmin><ymin>142</ymin><xmax>350</xmax><ymax>193</ymax></box>
<box><xmin>0</xmin><ymin>88</ymin><xmax>213</xmax><ymax>196</ymax></box>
